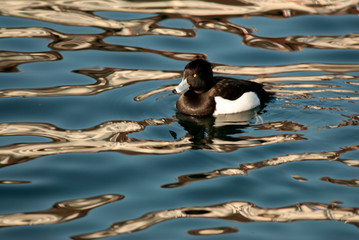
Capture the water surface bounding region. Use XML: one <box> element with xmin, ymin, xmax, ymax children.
<box><xmin>0</xmin><ymin>1</ymin><xmax>358</xmax><ymax>240</ymax></box>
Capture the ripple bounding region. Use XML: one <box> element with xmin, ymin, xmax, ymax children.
<box><xmin>254</xmin><ymin>120</ymin><xmax>308</xmax><ymax>132</ymax></box>
<box><xmin>0</xmin><ymin>1</ymin><xmax>358</xmax><ymax>61</ymax></box>
<box><xmin>0</xmin><ymin>2</ymin><xmax>358</xmax><ymax>240</ymax></box>
<box><xmin>321</xmin><ymin>177</ymin><xmax>359</xmax><ymax>188</ymax></box>
<box><xmin>323</xmin><ymin>114</ymin><xmax>359</xmax><ymax>129</ymax></box>
<box><xmin>1</xmin><ymin>61</ymin><xmax>356</xmax><ymax>103</ymax></box>
<box><xmin>0</xmin><ymin>68</ymin><xmax>181</xmax><ymax>98</ymax></box>
<box><xmin>292</xmin><ymin>175</ymin><xmax>308</xmax><ymax>182</ymax></box>
<box><xmin>72</xmin><ymin>200</ymin><xmax>359</xmax><ymax>239</ymax></box>
<box><xmin>0</xmin><ymin>118</ymin><xmax>192</xmax><ymax>168</ymax></box>
<box><xmin>188</xmin><ymin>226</ymin><xmax>238</xmax><ymax>236</ymax></box>
<box><xmin>213</xmin><ymin>63</ymin><xmax>359</xmax><ymax>76</ymax></box>
<box><xmin>162</xmin><ymin>144</ymin><xmax>359</xmax><ymax>188</ymax></box>
<box><xmin>0</xmin><ymin>112</ymin><xmax>313</xmax><ymax>167</ymax></box>
<box><xmin>0</xmin><ymin>51</ymin><xmax>62</xmax><ymax>72</ymax></box>
<box><xmin>5</xmin><ymin>0</ymin><xmax>355</xmax><ymax>18</ymax></box>
<box><xmin>0</xmin><ymin>180</ymin><xmax>30</xmax><ymax>184</ymax></box>
<box><xmin>0</xmin><ymin>194</ymin><xmax>123</xmax><ymax>227</ymax></box>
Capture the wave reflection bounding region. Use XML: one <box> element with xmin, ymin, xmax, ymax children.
<box><xmin>72</xmin><ymin>200</ymin><xmax>359</xmax><ymax>239</ymax></box>
<box><xmin>1</xmin><ymin>2</ymin><xmax>358</xmax><ymax>239</ymax></box>
<box><xmin>0</xmin><ymin>194</ymin><xmax>123</xmax><ymax>227</ymax></box>
<box><xmin>0</xmin><ymin>51</ymin><xmax>62</xmax><ymax>72</ymax></box>
<box><xmin>188</xmin><ymin>226</ymin><xmax>238</xmax><ymax>236</ymax></box>
<box><xmin>0</xmin><ymin>119</ymin><xmax>195</xmax><ymax>168</ymax></box>
<box><xmin>0</xmin><ymin>67</ymin><xmax>181</xmax><ymax>98</ymax></box>
<box><xmin>1</xmin><ymin>62</ymin><xmax>357</xmax><ymax>98</ymax></box>
<box><xmin>0</xmin><ymin>27</ymin><xmax>199</xmax><ymax>58</ymax></box>
<box><xmin>0</xmin><ymin>113</ymin><xmax>308</xmax><ymax>168</ymax></box>
<box><xmin>3</xmin><ymin>0</ymin><xmax>358</xmax><ymax>19</ymax></box>
<box><xmin>162</xmin><ymin>144</ymin><xmax>359</xmax><ymax>188</ymax></box>
<box><xmin>0</xmin><ymin>0</ymin><xmax>358</xmax><ymax>71</ymax></box>
<box><xmin>321</xmin><ymin>177</ymin><xmax>359</xmax><ymax>188</ymax></box>
<box><xmin>174</xmin><ymin>111</ymin><xmax>305</xmax><ymax>153</ymax></box>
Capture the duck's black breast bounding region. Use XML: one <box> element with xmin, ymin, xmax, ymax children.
<box><xmin>175</xmin><ymin>90</ymin><xmax>215</xmax><ymax>117</ymax></box>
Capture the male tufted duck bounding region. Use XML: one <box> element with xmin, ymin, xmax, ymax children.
<box><xmin>173</xmin><ymin>59</ymin><xmax>271</xmax><ymax>116</ymax></box>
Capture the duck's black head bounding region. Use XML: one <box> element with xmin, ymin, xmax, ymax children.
<box><xmin>173</xmin><ymin>59</ymin><xmax>214</xmax><ymax>94</ymax></box>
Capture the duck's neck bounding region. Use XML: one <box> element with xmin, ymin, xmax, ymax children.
<box><xmin>192</xmin><ymin>77</ymin><xmax>215</xmax><ymax>94</ymax></box>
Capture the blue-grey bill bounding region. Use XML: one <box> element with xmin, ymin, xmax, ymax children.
<box><xmin>173</xmin><ymin>78</ymin><xmax>190</xmax><ymax>94</ymax></box>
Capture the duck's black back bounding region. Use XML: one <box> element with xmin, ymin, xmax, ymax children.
<box><xmin>211</xmin><ymin>77</ymin><xmax>271</xmax><ymax>103</ymax></box>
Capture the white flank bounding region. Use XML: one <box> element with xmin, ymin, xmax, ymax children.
<box><xmin>213</xmin><ymin>91</ymin><xmax>260</xmax><ymax>115</ymax></box>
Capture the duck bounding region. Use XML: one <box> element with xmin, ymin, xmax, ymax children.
<box><xmin>172</xmin><ymin>59</ymin><xmax>271</xmax><ymax>117</ymax></box>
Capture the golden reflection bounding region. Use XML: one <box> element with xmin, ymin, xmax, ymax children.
<box><xmin>0</xmin><ymin>180</ymin><xmax>30</xmax><ymax>184</ymax></box>
<box><xmin>321</xmin><ymin>177</ymin><xmax>359</xmax><ymax>188</ymax></box>
<box><xmin>292</xmin><ymin>175</ymin><xmax>308</xmax><ymax>182</ymax></box>
<box><xmin>1</xmin><ymin>62</ymin><xmax>357</xmax><ymax>98</ymax></box>
<box><xmin>0</xmin><ymin>68</ymin><xmax>181</xmax><ymax>98</ymax></box>
<box><xmin>0</xmin><ymin>118</ymin><xmax>193</xmax><ymax>168</ymax></box>
<box><xmin>0</xmin><ymin>114</ymin><xmax>307</xmax><ymax>168</ymax></box>
<box><xmin>213</xmin><ymin>63</ymin><xmax>359</xmax><ymax>76</ymax></box>
<box><xmin>0</xmin><ymin>0</ymin><xmax>358</xmax><ymax>67</ymax></box>
<box><xmin>162</xmin><ymin>144</ymin><xmax>359</xmax><ymax>188</ymax></box>
<box><xmin>2</xmin><ymin>0</ymin><xmax>358</xmax><ymax>19</ymax></box>
<box><xmin>324</xmin><ymin>114</ymin><xmax>359</xmax><ymax>129</ymax></box>
<box><xmin>0</xmin><ymin>51</ymin><xmax>62</xmax><ymax>72</ymax></box>
<box><xmin>0</xmin><ymin>27</ymin><xmax>198</xmax><ymax>58</ymax></box>
<box><xmin>72</xmin><ymin>200</ymin><xmax>359</xmax><ymax>239</ymax></box>
<box><xmin>254</xmin><ymin>120</ymin><xmax>307</xmax><ymax>132</ymax></box>
<box><xmin>188</xmin><ymin>226</ymin><xmax>238</xmax><ymax>236</ymax></box>
<box><xmin>287</xmin><ymin>33</ymin><xmax>359</xmax><ymax>49</ymax></box>
<box><xmin>302</xmin><ymin>105</ymin><xmax>344</xmax><ymax>111</ymax></box>
<box><xmin>269</xmin><ymin>88</ymin><xmax>358</xmax><ymax>96</ymax></box>
<box><xmin>134</xmin><ymin>85</ymin><xmax>175</xmax><ymax>101</ymax></box>
<box><xmin>0</xmin><ymin>194</ymin><xmax>123</xmax><ymax>227</ymax></box>
<box><xmin>250</xmin><ymin>74</ymin><xmax>358</xmax><ymax>83</ymax></box>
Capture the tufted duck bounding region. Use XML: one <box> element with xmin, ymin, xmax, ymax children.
<box><xmin>173</xmin><ymin>59</ymin><xmax>271</xmax><ymax>116</ymax></box>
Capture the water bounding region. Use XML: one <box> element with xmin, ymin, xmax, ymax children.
<box><xmin>0</xmin><ymin>1</ymin><xmax>358</xmax><ymax>239</ymax></box>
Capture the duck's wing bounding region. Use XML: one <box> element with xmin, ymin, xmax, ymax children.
<box><xmin>211</xmin><ymin>77</ymin><xmax>269</xmax><ymax>101</ymax></box>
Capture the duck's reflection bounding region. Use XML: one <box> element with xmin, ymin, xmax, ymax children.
<box><xmin>175</xmin><ymin>109</ymin><xmax>256</xmax><ymax>150</ymax></box>
<box><xmin>175</xmin><ymin>107</ymin><xmax>304</xmax><ymax>153</ymax></box>
<box><xmin>0</xmin><ymin>111</ymin><xmax>306</xmax><ymax>171</ymax></box>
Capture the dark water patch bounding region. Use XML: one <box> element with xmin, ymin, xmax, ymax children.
<box><xmin>0</xmin><ymin>38</ymin><xmax>51</xmax><ymax>52</ymax></box>
<box><xmin>0</xmin><ymin>135</ymin><xmax>52</xmax><ymax>147</ymax></box>
<box><xmin>159</xmin><ymin>19</ymin><xmax>194</xmax><ymax>28</ymax></box>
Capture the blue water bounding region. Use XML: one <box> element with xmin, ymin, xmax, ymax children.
<box><xmin>0</xmin><ymin>1</ymin><xmax>358</xmax><ymax>240</ymax></box>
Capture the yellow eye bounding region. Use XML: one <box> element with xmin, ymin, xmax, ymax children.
<box><xmin>193</xmin><ymin>74</ymin><xmax>197</xmax><ymax>77</ymax></box>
